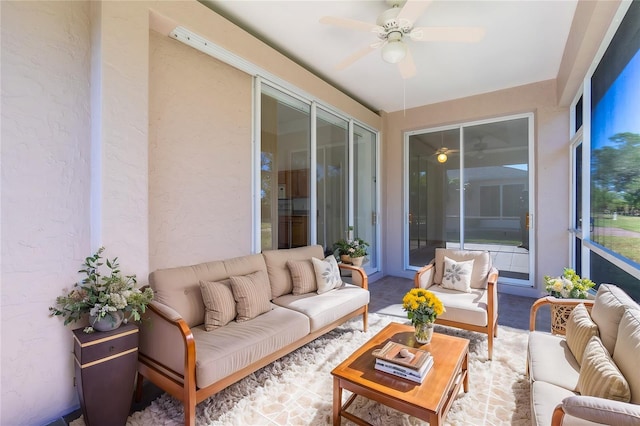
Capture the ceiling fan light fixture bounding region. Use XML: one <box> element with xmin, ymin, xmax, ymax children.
<box><xmin>437</xmin><ymin>152</ymin><xmax>448</xmax><ymax>163</ymax></box>
<box><xmin>381</xmin><ymin>38</ymin><xmax>407</xmax><ymax>63</ymax></box>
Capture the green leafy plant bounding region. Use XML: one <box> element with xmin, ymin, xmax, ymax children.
<box><xmin>544</xmin><ymin>268</ymin><xmax>595</xmax><ymax>299</ymax></box>
<box><xmin>333</xmin><ymin>226</ymin><xmax>369</xmax><ymax>258</ymax></box>
<box><xmin>49</xmin><ymin>247</ymin><xmax>154</xmax><ymax>333</ymax></box>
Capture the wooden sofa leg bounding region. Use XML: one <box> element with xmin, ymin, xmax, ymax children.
<box><xmin>185</xmin><ymin>400</ymin><xmax>196</xmax><ymax>426</ymax></box>
<box><xmin>363</xmin><ymin>307</ymin><xmax>368</xmax><ymax>332</ymax></box>
<box><xmin>487</xmin><ymin>330</ymin><xmax>494</xmax><ymax>360</ymax></box>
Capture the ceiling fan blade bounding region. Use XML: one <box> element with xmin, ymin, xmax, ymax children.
<box><xmin>410</xmin><ymin>26</ymin><xmax>486</xmax><ymax>42</ymax></box>
<box><xmin>397</xmin><ymin>0</ymin><xmax>433</xmax><ymax>27</ymax></box>
<box><xmin>320</xmin><ymin>16</ymin><xmax>381</xmax><ymax>33</ymax></box>
<box><xmin>398</xmin><ymin>48</ymin><xmax>417</xmax><ymax>79</ymax></box>
<box><xmin>335</xmin><ymin>44</ymin><xmax>377</xmax><ymax>71</ymax></box>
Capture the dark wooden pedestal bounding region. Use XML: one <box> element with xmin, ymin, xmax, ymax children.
<box><xmin>73</xmin><ymin>323</ymin><xmax>139</xmax><ymax>426</ymax></box>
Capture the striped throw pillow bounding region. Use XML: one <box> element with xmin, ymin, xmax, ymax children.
<box><xmin>200</xmin><ymin>279</ymin><xmax>237</xmax><ymax>331</ymax></box>
<box><xmin>566</xmin><ymin>303</ymin><xmax>599</xmax><ymax>364</ymax></box>
<box><xmin>230</xmin><ymin>270</ymin><xmax>272</xmax><ymax>322</ymax></box>
<box><xmin>577</xmin><ymin>336</ymin><xmax>631</xmax><ymax>402</ymax></box>
<box><xmin>287</xmin><ymin>259</ymin><xmax>317</xmax><ymax>295</ymax></box>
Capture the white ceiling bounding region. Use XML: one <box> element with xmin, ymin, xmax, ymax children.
<box><xmin>201</xmin><ymin>0</ymin><xmax>577</xmax><ymax>113</ymax></box>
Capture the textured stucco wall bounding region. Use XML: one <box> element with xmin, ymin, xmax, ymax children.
<box><xmin>383</xmin><ymin>80</ymin><xmax>570</xmax><ymax>298</ymax></box>
<box><xmin>1</xmin><ymin>1</ymin><xmax>92</xmax><ymax>424</ymax></box>
<box><xmin>148</xmin><ymin>30</ymin><xmax>252</xmax><ymax>269</ymax></box>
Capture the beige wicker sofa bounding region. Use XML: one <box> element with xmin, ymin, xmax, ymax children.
<box><xmin>528</xmin><ymin>284</ymin><xmax>640</xmax><ymax>425</ymax></box>
<box><xmin>136</xmin><ymin>245</ymin><xmax>369</xmax><ymax>426</ymax></box>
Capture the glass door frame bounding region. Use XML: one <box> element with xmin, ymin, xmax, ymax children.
<box><xmin>403</xmin><ymin>113</ymin><xmax>536</xmax><ymax>287</ymax></box>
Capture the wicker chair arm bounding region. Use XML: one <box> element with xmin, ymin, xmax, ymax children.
<box><xmin>529</xmin><ymin>296</ymin><xmax>594</xmax><ymax>333</ymax></box>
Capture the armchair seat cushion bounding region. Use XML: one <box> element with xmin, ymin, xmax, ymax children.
<box><xmin>428</xmin><ymin>285</ymin><xmax>488</xmax><ymax>327</ymax></box>
<box><xmin>273</xmin><ymin>284</ymin><xmax>369</xmax><ymax>332</ymax></box>
<box><xmin>528</xmin><ymin>331</ymin><xmax>581</xmax><ymax>392</ymax></box>
<box><xmin>191</xmin><ymin>306</ymin><xmax>310</xmax><ymax>388</ymax></box>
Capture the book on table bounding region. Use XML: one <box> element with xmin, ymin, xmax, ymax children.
<box><xmin>374</xmin><ymin>356</ymin><xmax>433</xmax><ymax>383</ymax></box>
<box><xmin>372</xmin><ymin>341</ymin><xmax>434</xmax><ymax>383</ymax></box>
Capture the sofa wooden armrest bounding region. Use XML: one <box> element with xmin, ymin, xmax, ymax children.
<box><xmin>137</xmin><ymin>301</ymin><xmax>198</xmax><ymax>425</ymax></box>
<box><xmin>337</xmin><ymin>263</ymin><xmax>368</xmax><ymax>332</ymax></box>
<box><xmin>529</xmin><ymin>296</ymin><xmax>594</xmax><ymax>335</ymax></box>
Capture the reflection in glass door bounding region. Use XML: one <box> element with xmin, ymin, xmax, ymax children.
<box><xmin>407</xmin><ymin>115</ymin><xmax>533</xmax><ymax>285</ymax></box>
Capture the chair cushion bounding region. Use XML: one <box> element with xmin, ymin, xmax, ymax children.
<box><xmin>528</xmin><ymin>331</ymin><xmax>581</xmax><ymax>392</ymax></box>
<box><xmin>427</xmin><ymin>285</ymin><xmax>488</xmax><ymax>327</ymax></box>
<box><xmin>230</xmin><ymin>270</ymin><xmax>272</xmax><ymax>322</ymax></box>
<box><xmin>577</xmin><ymin>336</ymin><xmax>630</xmax><ymax>402</ymax></box>
<box><xmin>312</xmin><ymin>255</ymin><xmax>344</xmax><ymax>294</ymax></box>
<box><xmin>191</xmin><ymin>306</ymin><xmax>310</xmax><ymax>388</ymax></box>
<box><xmin>565</xmin><ymin>303</ymin><xmax>599</xmax><ymax>365</ymax></box>
<box><xmin>287</xmin><ymin>259</ymin><xmax>317</xmax><ymax>295</ymax></box>
<box><xmin>591</xmin><ymin>284</ymin><xmax>639</xmax><ymax>354</ymax></box>
<box><xmin>441</xmin><ymin>256</ymin><xmax>474</xmax><ymax>293</ymax></box>
<box><xmin>434</xmin><ymin>248</ymin><xmax>491</xmax><ymax>289</ymax></box>
<box><xmin>200</xmin><ymin>279</ymin><xmax>236</xmax><ymax>331</ymax></box>
<box><xmin>262</xmin><ymin>245</ymin><xmax>325</xmax><ymax>298</ymax></box>
<box><xmin>613</xmin><ymin>309</ymin><xmax>640</xmax><ymax>404</ymax></box>
<box><xmin>272</xmin><ymin>284</ymin><xmax>369</xmax><ymax>332</ymax></box>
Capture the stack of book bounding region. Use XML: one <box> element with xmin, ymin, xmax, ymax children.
<box><xmin>372</xmin><ymin>341</ymin><xmax>434</xmax><ymax>383</ymax></box>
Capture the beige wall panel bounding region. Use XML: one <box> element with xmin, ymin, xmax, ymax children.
<box><xmin>148</xmin><ymin>30</ymin><xmax>252</xmax><ymax>270</ymax></box>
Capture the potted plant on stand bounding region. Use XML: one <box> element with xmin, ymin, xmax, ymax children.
<box><xmin>49</xmin><ymin>247</ymin><xmax>154</xmax><ymax>426</ymax></box>
<box><xmin>333</xmin><ymin>226</ymin><xmax>369</xmax><ymax>267</ymax></box>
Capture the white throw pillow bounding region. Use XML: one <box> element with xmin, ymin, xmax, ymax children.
<box><xmin>441</xmin><ymin>256</ymin><xmax>474</xmax><ymax>293</ymax></box>
<box><xmin>312</xmin><ymin>255</ymin><xmax>343</xmax><ymax>294</ymax></box>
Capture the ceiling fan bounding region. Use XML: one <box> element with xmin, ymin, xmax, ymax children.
<box><xmin>434</xmin><ymin>146</ymin><xmax>459</xmax><ymax>163</ymax></box>
<box><xmin>320</xmin><ymin>0</ymin><xmax>485</xmax><ymax>79</ymax></box>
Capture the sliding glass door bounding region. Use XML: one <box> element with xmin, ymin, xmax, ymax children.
<box><xmin>406</xmin><ymin>115</ymin><xmax>533</xmax><ymax>285</ymax></box>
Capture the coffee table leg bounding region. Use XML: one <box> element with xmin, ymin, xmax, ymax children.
<box><xmin>463</xmin><ymin>350</ymin><xmax>469</xmax><ymax>393</ymax></box>
<box><xmin>333</xmin><ymin>377</ymin><xmax>342</xmax><ymax>425</ymax></box>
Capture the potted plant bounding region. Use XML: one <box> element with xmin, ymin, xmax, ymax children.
<box><xmin>49</xmin><ymin>247</ymin><xmax>154</xmax><ymax>333</ymax></box>
<box><xmin>333</xmin><ymin>226</ymin><xmax>369</xmax><ymax>266</ymax></box>
<box><xmin>544</xmin><ymin>268</ymin><xmax>595</xmax><ymax>299</ymax></box>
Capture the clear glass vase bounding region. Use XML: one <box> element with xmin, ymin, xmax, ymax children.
<box><xmin>414</xmin><ymin>322</ymin><xmax>434</xmax><ymax>344</ymax></box>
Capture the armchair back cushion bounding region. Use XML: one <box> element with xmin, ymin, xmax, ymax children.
<box><xmin>262</xmin><ymin>245</ymin><xmax>325</xmax><ymax>298</ymax></box>
<box><xmin>434</xmin><ymin>248</ymin><xmax>492</xmax><ymax>289</ymax></box>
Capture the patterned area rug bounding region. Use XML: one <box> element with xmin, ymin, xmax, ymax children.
<box><xmin>72</xmin><ymin>314</ymin><xmax>531</xmax><ymax>425</ymax></box>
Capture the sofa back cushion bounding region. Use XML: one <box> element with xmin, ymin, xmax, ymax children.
<box><xmin>565</xmin><ymin>303</ymin><xmax>599</xmax><ymax>365</ymax></box>
<box><xmin>591</xmin><ymin>284</ymin><xmax>639</xmax><ymax>354</ymax></box>
<box><xmin>149</xmin><ymin>253</ymin><xmax>267</xmax><ymax>327</ymax></box>
<box><xmin>434</xmin><ymin>248</ymin><xmax>491</xmax><ymax>289</ymax></box>
<box><xmin>262</xmin><ymin>245</ymin><xmax>325</xmax><ymax>298</ymax></box>
<box><xmin>577</xmin><ymin>336</ymin><xmax>630</xmax><ymax>402</ymax></box>
<box><xmin>613</xmin><ymin>309</ymin><xmax>640</xmax><ymax>404</ymax></box>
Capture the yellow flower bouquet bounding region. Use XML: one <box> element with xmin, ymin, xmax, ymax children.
<box><xmin>544</xmin><ymin>268</ymin><xmax>595</xmax><ymax>299</ymax></box>
<box><xmin>402</xmin><ymin>288</ymin><xmax>445</xmax><ymax>325</ymax></box>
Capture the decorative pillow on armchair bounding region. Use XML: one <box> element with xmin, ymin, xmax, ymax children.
<box><xmin>312</xmin><ymin>255</ymin><xmax>344</xmax><ymax>294</ymax></box>
<box><xmin>441</xmin><ymin>256</ymin><xmax>474</xmax><ymax>293</ymax></box>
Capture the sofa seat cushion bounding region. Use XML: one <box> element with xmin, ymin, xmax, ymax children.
<box><xmin>531</xmin><ymin>381</ymin><xmax>600</xmax><ymax>426</ymax></box>
<box><xmin>427</xmin><ymin>285</ymin><xmax>488</xmax><ymax>326</ymax></box>
<box><xmin>191</xmin><ymin>306</ymin><xmax>310</xmax><ymax>388</ymax></box>
<box><xmin>528</xmin><ymin>331</ymin><xmax>580</xmax><ymax>392</ymax></box>
<box><xmin>272</xmin><ymin>284</ymin><xmax>369</xmax><ymax>332</ymax></box>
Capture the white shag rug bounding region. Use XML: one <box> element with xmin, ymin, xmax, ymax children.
<box><xmin>72</xmin><ymin>314</ymin><xmax>531</xmax><ymax>425</ymax></box>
